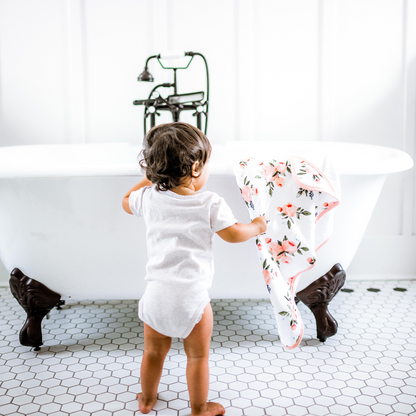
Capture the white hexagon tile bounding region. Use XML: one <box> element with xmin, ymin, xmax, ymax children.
<box><xmin>0</xmin><ymin>279</ymin><xmax>415</xmax><ymax>416</ymax></box>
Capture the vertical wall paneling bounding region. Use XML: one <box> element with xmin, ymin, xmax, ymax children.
<box><xmin>165</xmin><ymin>0</ymin><xmax>237</xmax><ymax>143</ymax></box>
<box><xmin>150</xmin><ymin>0</ymin><xmax>170</xmax><ymax>53</ymax></box>
<box><xmin>236</xmin><ymin>0</ymin><xmax>255</xmax><ymax>142</ymax></box>
<box><xmin>403</xmin><ymin>0</ymin><xmax>416</xmax><ymax>236</ymax></box>
<box><xmin>0</xmin><ymin>0</ymin><xmax>67</xmax><ymax>145</ymax></box>
<box><xmin>253</xmin><ymin>1</ymin><xmax>320</xmax><ymax>142</ymax></box>
<box><xmin>84</xmin><ymin>0</ymin><xmax>153</xmax><ymax>143</ymax></box>
<box><xmin>233</xmin><ymin>0</ymin><xmax>240</xmax><ymax>142</ymax></box>
<box><xmin>0</xmin><ymin>6</ymin><xmax>3</xmax><ymax>146</ymax></box>
<box><xmin>139</xmin><ymin>0</ymin><xmax>173</xmax><ymax>130</ymax></box>
<box><xmin>149</xmin><ymin>0</ymin><xmax>171</xmax><ymax>129</ymax></box>
<box><xmin>335</xmin><ymin>1</ymin><xmax>404</xmax><ymax>237</ymax></box>
<box><xmin>319</xmin><ymin>0</ymin><xmax>337</xmax><ymax>142</ymax></box>
<box><xmin>66</xmin><ymin>0</ymin><xmax>87</xmax><ymax>143</ymax></box>
<box><xmin>237</xmin><ymin>0</ymin><xmax>254</xmax><ymax>140</ymax></box>
<box><xmin>153</xmin><ymin>0</ymin><xmax>176</xmax><ymax>128</ymax></box>
<box><xmin>147</xmin><ymin>0</ymin><xmax>182</xmax><ymax>129</ymax></box>
<box><xmin>334</xmin><ymin>0</ymin><xmax>404</xmax><ymax>148</ymax></box>
<box><xmin>401</xmin><ymin>0</ymin><xmax>413</xmax><ymax>236</ymax></box>
<box><xmin>317</xmin><ymin>0</ymin><xmax>323</xmax><ymax>141</ymax></box>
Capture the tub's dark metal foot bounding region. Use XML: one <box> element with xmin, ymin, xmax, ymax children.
<box><xmin>9</xmin><ymin>268</ymin><xmax>61</xmax><ymax>351</ymax></box>
<box><xmin>295</xmin><ymin>263</ymin><xmax>346</xmax><ymax>342</ymax></box>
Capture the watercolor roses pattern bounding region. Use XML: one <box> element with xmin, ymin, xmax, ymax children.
<box><xmin>265</xmin><ymin>235</ymin><xmax>310</xmax><ymax>265</ymax></box>
<box><xmin>253</xmin><ymin>159</ymin><xmax>291</xmax><ymax>196</ymax></box>
<box><xmin>235</xmin><ymin>156</ymin><xmax>340</xmax><ymax>349</ymax></box>
<box><xmin>240</xmin><ymin>175</ymin><xmax>258</xmax><ymax>210</ymax></box>
<box><xmin>236</xmin><ymin>156</ymin><xmax>339</xmax><ymax>284</ymax></box>
<box><xmin>277</xmin><ymin>203</ymin><xmax>311</xmax><ymax>230</ymax></box>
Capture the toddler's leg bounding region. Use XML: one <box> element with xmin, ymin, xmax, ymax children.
<box><xmin>183</xmin><ymin>303</ymin><xmax>225</xmax><ymax>416</ymax></box>
<box><xmin>137</xmin><ymin>323</ymin><xmax>172</xmax><ymax>414</ymax></box>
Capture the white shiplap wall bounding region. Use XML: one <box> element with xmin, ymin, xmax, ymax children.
<box><xmin>0</xmin><ymin>0</ymin><xmax>415</xmax><ymax>285</ymax></box>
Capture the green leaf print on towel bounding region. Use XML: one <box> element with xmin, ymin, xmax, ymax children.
<box><xmin>297</xmin><ymin>161</ymin><xmax>323</xmax><ymax>183</ymax></box>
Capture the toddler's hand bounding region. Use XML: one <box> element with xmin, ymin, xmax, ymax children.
<box><xmin>252</xmin><ymin>216</ymin><xmax>267</xmax><ymax>235</ymax></box>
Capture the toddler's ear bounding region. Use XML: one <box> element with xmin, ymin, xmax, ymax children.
<box><xmin>192</xmin><ymin>161</ymin><xmax>200</xmax><ymax>173</ymax></box>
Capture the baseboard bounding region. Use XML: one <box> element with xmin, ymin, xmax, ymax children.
<box><xmin>347</xmin><ymin>235</ymin><xmax>416</xmax><ymax>276</ymax></box>
<box><xmin>346</xmin><ymin>274</ymin><xmax>416</xmax><ymax>281</ymax></box>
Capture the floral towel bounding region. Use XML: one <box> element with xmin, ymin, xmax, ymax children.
<box><xmin>234</xmin><ymin>156</ymin><xmax>340</xmax><ymax>350</ymax></box>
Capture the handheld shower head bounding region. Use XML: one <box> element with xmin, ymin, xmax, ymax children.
<box><xmin>137</xmin><ymin>67</ymin><xmax>154</xmax><ymax>82</ymax></box>
<box><xmin>137</xmin><ymin>55</ymin><xmax>159</xmax><ymax>82</ymax></box>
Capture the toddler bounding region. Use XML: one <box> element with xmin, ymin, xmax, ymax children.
<box><xmin>122</xmin><ymin>122</ymin><xmax>267</xmax><ymax>416</ymax></box>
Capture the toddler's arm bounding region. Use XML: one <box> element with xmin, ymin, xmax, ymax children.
<box><xmin>216</xmin><ymin>216</ymin><xmax>267</xmax><ymax>243</ymax></box>
<box><xmin>122</xmin><ymin>176</ymin><xmax>153</xmax><ymax>214</ymax></box>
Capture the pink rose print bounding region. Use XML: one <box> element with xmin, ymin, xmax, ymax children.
<box><xmin>241</xmin><ymin>185</ymin><xmax>252</xmax><ymax>202</ymax></box>
<box><xmin>257</xmin><ymin>243</ymin><xmax>262</xmax><ymax>250</ymax></box>
<box><xmin>274</xmin><ymin>177</ymin><xmax>285</xmax><ymax>187</ymax></box>
<box><xmin>283</xmin><ymin>203</ymin><xmax>297</xmax><ymax>217</ymax></box>
<box><xmin>282</xmin><ymin>240</ymin><xmax>297</xmax><ymax>254</ymax></box>
<box><xmin>262</xmin><ymin>164</ymin><xmax>277</xmax><ymax>182</ymax></box>
<box><xmin>240</xmin><ymin>163</ymin><xmax>245</xmax><ymax>168</ymax></box>
<box><xmin>305</xmin><ymin>164</ymin><xmax>318</xmax><ymax>175</ymax></box>
<box><xmin>265</xmin><ymin>238</ymin><xmax>272</xmax><ymax>244</ymax></box>
<box><xmin>275</xmin><ymin>161</ymin><xmax>287</xmax><ymax>173</ymax></box>
<box><xmin>291</xmin><ymin>324</ymin><xmax>297</xmax><ymax>330</ymax></box>
<box><xmin>323</xmin><ymin>202</ymin><xmax>329</xmax><ymax>207</ymax></box>
<box><xmin>263</xmin><ymin>269</ymin><xmax>272</xmax><ymax>285</ymax></box>
<box><xmin>273</xmin><ymin>236</ymin><xmax>309</xmax><ymax>262</ymax></box>
<box><xmin>308</xmin><ymin>257</ymin><xmax>313</xmax><ymax>263</ymax></box>
<box><xmin>270</xmin><ymin>242</ymin><xmax>284</xmax><ymax>260</ymax></box>
<box><xmin>256</xmin><ymin>160</ymin><xmax>291</xmax><ymax>198</ymax></box>
<box><xmin>281</xmin><ymin>255</ymin><xmax>292</xmax><ymax>264</ymax></box>
<box><xmin>279</xmin><ymin>203</ymin><xmax>311</xmax><ymax>227</ymax></box>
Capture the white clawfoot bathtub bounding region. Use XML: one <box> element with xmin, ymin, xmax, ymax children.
<box><xmin>0</xmin><ymin>141</ymin><xmax>413</xmax><ymax>301</ymax></box>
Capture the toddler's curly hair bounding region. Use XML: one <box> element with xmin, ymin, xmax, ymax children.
<box><xmin>138</xmin><ymin>122</ymin><xmax>212</xmax><ymax>191</ymax></box>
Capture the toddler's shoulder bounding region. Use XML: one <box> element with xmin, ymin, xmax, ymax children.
<box><xmin>197</xmin><ymin>190</ymin><xmax>222</xmax><ymax>204</ymax></box>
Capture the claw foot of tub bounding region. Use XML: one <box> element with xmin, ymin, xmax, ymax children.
<box><xmin>9</xmin><ymin>268</ymin><xmax>61</xmax><ymax>351</ymax></box>
<box><xmin>295</xmin><ymin>263</ymin><xmax>346</xmax><ymax>342</ymax></box>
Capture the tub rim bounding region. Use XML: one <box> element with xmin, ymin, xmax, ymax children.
<box><xmin>0</xmin><ymin>141</ymin><xmax>413</xmax><ymax>178</ymax></box>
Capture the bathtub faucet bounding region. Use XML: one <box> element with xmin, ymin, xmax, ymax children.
<box><xmin>134</xmin><ymin>51</ymin><xmax>209</xmax><ymax>135</ymax></box>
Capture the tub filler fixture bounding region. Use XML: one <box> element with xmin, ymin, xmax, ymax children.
<box><xmin>0</xmin><ymin>141</ymin><xmax>413</xmax><ymax>350</ymax></box>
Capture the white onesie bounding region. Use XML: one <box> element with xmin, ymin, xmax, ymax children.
<box><xmin>129</xmin><ymin>184</ymin><xmax>237</xmax><ymax>338</ymax></box>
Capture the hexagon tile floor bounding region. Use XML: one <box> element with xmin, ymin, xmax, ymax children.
<box><xmin>1</xmin><ymin>279</ymin><xmax>415</xmax><ymax>416</ymax></box>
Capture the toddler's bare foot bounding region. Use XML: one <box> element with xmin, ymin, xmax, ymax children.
<box><xmin>137</xmin><ymin>392</ymin><xmax>157</xmax><ymax>414</ymax></box>
<box><xmin>191</xmin><ymin>401</ymin><xmax>226</xmax><ymax>416</ymax></box>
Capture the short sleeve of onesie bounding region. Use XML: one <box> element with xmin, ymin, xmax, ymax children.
<box><xmin>210</xmin><ymin>195</ymin><xmax>237</xmax><ymax>233</ymax></box>
<box><xmin>129</xmin><ymin>186</ymin><xmax>150</xmax><ymax>217</ymax></box>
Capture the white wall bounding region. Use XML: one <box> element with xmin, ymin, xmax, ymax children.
<box><xmin>0</xmin><ymin>0</ymin><xmax>415</xmax><ymax>285</ymax></box>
